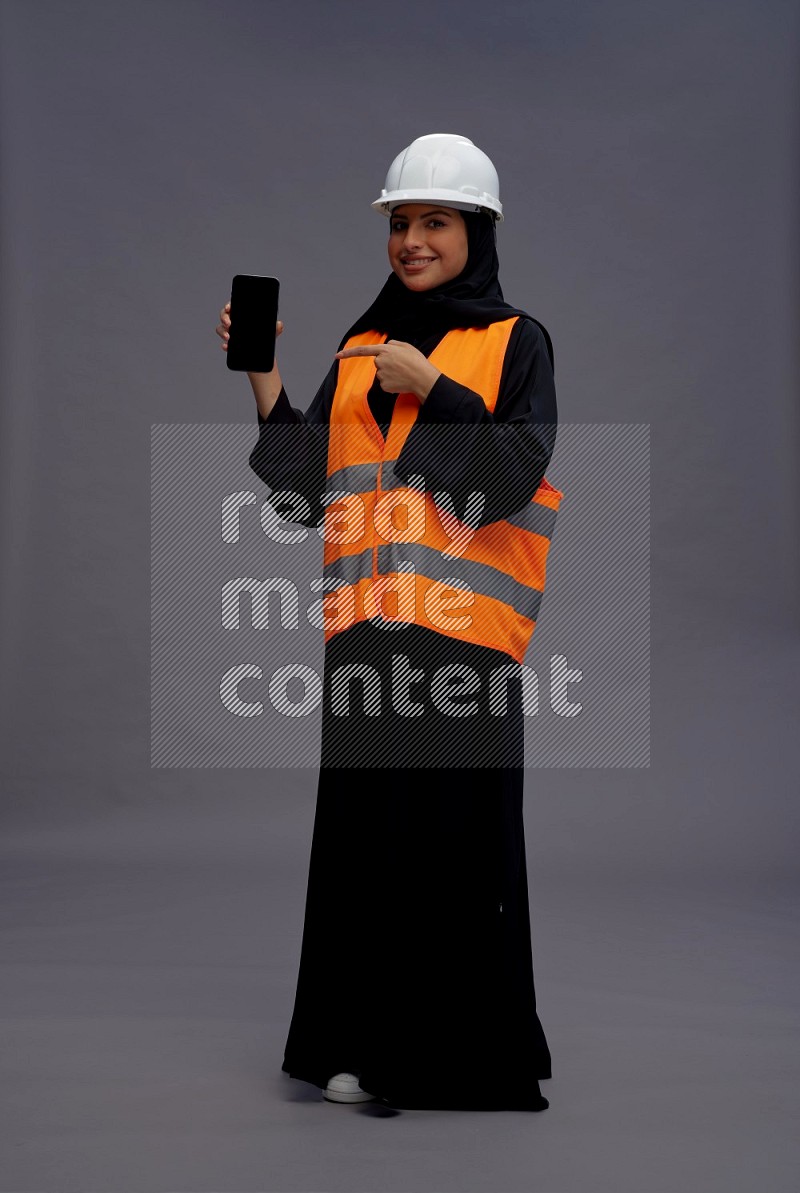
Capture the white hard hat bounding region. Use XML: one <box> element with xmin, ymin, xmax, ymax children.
<box><xmin>371</xmin><ymin>133</ymin><xmax>504</xmax><ymax>223</ymax></box>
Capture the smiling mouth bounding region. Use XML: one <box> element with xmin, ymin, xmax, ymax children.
<box><xmin>402</xmin><ymin>257</ymin><xmax>437</xmax><ymax>269</ymax></box>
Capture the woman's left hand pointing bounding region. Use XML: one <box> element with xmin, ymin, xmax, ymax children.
<box><xmin>334</xmin><ymin>340</ymin><xmax>441</xmax><ymax>403</ymax></box>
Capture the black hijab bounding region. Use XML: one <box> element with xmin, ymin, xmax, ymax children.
<box><xmin>338</xmin><ymin>210</ymin><xmax>554</xmax><ymax>373</ymax></box>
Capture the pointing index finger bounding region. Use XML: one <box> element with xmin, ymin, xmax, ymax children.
<box><xmin>334</xmin><ymin>345</ymin><xmax>384</xmax><ymax>359</ymax></box>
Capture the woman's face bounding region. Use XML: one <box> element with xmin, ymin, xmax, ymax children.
<box><xmin>387</xmin><ymin>204</ymin><xmax>469</xmax><ymax>291</ymax></box>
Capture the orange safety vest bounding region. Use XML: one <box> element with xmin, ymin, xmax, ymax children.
<box><xmin>321</xmin><ymin>316</ymin><xmax>564</xmax><ymax>663</ymax></box>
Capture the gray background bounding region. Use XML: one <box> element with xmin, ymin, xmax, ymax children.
<box><xmin>1</xmin><ymin>0</ymin><xmax>798</xmax><ymax>1189</ymax></box>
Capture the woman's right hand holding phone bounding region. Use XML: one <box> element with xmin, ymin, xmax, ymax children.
<box><xmin>215</xmin><ymin>301</ymin><xmax>285</xmax><ymax>421</ymax></box>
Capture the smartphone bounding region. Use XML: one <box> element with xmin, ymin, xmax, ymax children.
<box><xmin>225</xmin><ymin>274</ymin><xmax>280</xmax><ymax>373</ymax></box>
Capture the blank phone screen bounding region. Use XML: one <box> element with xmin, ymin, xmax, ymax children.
<box><xmin>226</xmin><ymin>274</ymin><xmax>280</xmax><ymax>373</ymax></box>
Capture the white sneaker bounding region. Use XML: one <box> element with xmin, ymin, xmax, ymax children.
<box><xmin>323</xmin><ymin>1071</ymin><xmax>375</xmax><ymax>1103</ymax></box>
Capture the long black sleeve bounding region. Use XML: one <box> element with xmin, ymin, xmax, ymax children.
<box><xmin>248</xmin><ymin>361</ymin><xmax>336</xmax><ymax>526</ymax></box>
<box><xmin>391</xmin><ymin>318</ymin><xmax>558</xmax><ymax>527</ymax></box>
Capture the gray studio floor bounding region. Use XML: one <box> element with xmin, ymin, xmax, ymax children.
<box><xmin>2</xmin><ymin>633</ymin><xmax>799</xmax><ymax>1192</ymax></box>
<box><xmin>1</xmin><ymin>814</ymin><xmax>797</xmax><ymax>1191</ymax></box>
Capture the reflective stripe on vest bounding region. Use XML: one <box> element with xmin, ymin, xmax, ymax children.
<box><xmin>321</xmin><ymin>318</ymin><xmax>564</xmax><ymax>663</ymax></box>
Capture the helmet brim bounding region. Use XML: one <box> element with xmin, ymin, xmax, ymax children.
<box><xmin>371</xmin><ymin>189</ymin><xmax>503</xmax><ymax>223</ymax></box>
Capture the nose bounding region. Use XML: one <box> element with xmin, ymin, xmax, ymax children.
<box><xmin>402</xmin><ymin>224</ymin><xmax>424</xmax><ymax>252</ymax></box>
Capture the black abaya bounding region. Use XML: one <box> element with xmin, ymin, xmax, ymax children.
<box><xmin>280</xmin><ymin>619</ymin><xmax>552</xmax><ymax>1110</ymax></box>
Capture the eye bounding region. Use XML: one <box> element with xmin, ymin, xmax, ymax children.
<box><xmin>428</xmin><ymin>219</ymin><xmax>445</xmax><ymax>228</ymax></box>
<box><xmin>390</xmin><ymin>221</ymin><xmax>407</xmax><ymax>233</ymax></box>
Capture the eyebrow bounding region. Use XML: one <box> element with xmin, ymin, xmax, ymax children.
<box><xmin>390</xmin><ymin>209</ymin><xmax>455</xmax><ymax>220</ymax></box>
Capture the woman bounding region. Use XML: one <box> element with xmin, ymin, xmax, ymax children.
<box><xmin>216</xmin><ymin>133</ymin><xmax>562</xmax><ymax>1111</ymax></box>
